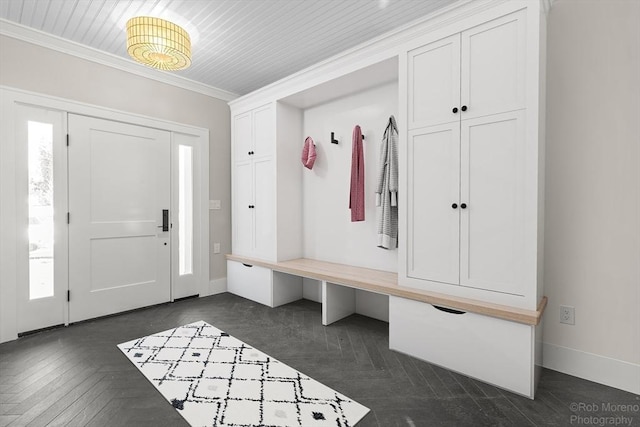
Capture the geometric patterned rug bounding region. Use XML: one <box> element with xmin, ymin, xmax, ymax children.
<box><xmin>118</xmin><ymin>321</ymin><xmax>370</xmax><ymax>426</ymax></box>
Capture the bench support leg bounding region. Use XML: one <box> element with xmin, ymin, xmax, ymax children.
<box><xmin>272</xmin><ymin>271</ymin><xmax>303</xmax><ymax>307</ymax></box>
<box><xmin>322</xmin><ymin>281</ymin><xmax>356</xmax><ymax>326</ymax></box>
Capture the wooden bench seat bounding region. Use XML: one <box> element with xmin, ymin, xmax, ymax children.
<box><xmin>226</xmin><ymin>254</ymin><xmax>546</xmax><ymax>326</ymax></box>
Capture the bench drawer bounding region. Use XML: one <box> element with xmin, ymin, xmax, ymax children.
<box><xmin>389</xmin><ymin>296</ymin><xmax>535</xmax><ymax>397</ymax></box>
<box><xmin>227</xmin><ymin>260</ymin><xmax>272</xmax><ymax>306</ymax></box>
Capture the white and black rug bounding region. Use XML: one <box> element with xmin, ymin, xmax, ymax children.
<box><xmin>118</xmin><ymin>321</ymin><xmax>369</xmax><ymax>426</ymax></box>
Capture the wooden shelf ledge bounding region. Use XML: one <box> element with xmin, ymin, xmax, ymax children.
<box><xmin>226</xmin><ymin>254</ymin><xmax>547</xmax><ymax>326</ymax></box>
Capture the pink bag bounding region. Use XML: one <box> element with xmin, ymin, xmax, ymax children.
<box><xmin>301</xmin><ymin>136</ymin><xmax>317</xmax><ymax>169</ymax></box>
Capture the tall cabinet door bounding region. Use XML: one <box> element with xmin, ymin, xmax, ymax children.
<box><xmin>253</xmin><ymin>157</ymin><xmax>275</xmax><ymax>259</ymax></box>
<box><xmin>407</xmin><ymin>123</ymin><xmax>460</xmax><ymax>284</ymax></box>
<box><xmin>460</xmin><ymin>10</ymin><xmax>526</xmax><ymax>120</ymax></box>
<box><xmin>459</xmin><ymin>111</ymin><xmax>526</xmax><ymax>295</ymax></box>
<box><xmin>233</xmin><ymin>160</ymin><xmax>254</xmax><ymax>257</ymax></box>
<box><xmin>408</xmin><ymin>34</ymin><xmax>461</xmax><ymax>129</ymax></box>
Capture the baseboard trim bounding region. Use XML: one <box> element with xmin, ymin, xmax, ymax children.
<box><xmin>207</xmin><ymin>277</ymin><xmax>227</xmax><ymax>296</ymax></box>
<box><xmin>543</xmin><ymin>342</ymin><xmax>640</xmax><ymax>395</ymax></box>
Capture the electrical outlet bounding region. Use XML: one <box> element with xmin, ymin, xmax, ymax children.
<box><xmin>560</xmin><ymin>305</ymin><xmax>575</xmax><ymax>325</ymax></box>
<box><xmin>213</xmin><ymin>243</ymin><xmax>221</xmax><ymax>254</ymax></box>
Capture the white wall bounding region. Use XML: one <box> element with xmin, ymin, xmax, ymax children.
<box><xmin>0</xmin><ymin>35</ymin><xmax>231</xmax><ymax>285</ymax></box>
<box><xmin>302</xmin><ymin>83</ymin><xmax>398</xmax><ymax>272</ymax></box>
<box><xmin>543</xmin><ymin>0</ymin><xmax>640</xmax><ymax>392</ymax></box>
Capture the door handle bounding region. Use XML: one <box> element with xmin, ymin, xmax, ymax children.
<box><xmin>157</xmin><ymin>209</ymin><xmax>169</xmax><ymax>231</ymax></box>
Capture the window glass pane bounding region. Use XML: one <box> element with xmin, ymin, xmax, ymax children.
<box><xmin>28</xmin><ymin>121</ymin><xmax>54</xmax><ymax>299</ymax></box>
<box><xmin>179</xmin><ymin>145</ymin><xmax>193</xmax><ymax>275</ymax></box>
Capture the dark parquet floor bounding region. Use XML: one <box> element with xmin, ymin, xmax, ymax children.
<box><xmin>0</xmin><ymin>293</ymin><xmax>638</xmax><ymax>426</ymax></box>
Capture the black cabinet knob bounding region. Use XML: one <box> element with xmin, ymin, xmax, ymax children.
<box><xmin>452</xmin><ymin>107</ymin><xmax>458</xmax><ymax>113</ymax></box>
<box><xmin>248</xmin><ymin>205</ymin><xmax>255</xmax><ymax>209</ymax></box>
<box><xmin>460</xmin><ymin>203</ymin><xmax>467</xmax><ymax>209</ymax></box>
<box><xmin>461</xmin><ymin>105</ymin><xmax>467</xmax><ymax>112</ymax></box>
<box><xmin>452</xmin><ymin>203</ymin><xmax>458</xmax><ymax>209</ymax></box>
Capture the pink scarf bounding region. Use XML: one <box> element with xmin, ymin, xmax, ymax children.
<box><xmin>349</xmin><ymin>125</ymin><xmax>365</xmax><ymax>221</ymax></box>
<box><xmin>301</xmin><ymin>136</ymin><xmax>316</xmax><ymax>169</ymax></box>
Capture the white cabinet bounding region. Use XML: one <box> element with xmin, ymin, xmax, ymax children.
<box><xmin>227</xmin><ymin>259</ymin><xmax>273</xmax><ymax>306</ymax></box>
<box><xmin>407</xmin><ymin>110</ymin><xmax>527</xmax><ymax>296</ymax></box>
<box><xmin>233</xmin><ymin>106</ymin><xmax>274</xmax><ymax>162</ymax></box>
<box><xmin>231</xmin><ymin>102</ymin><xmax>303</xmax><ymax>262</ymax></box>
<box><xmin>227</xmin><ymin>259</ymin><xmax>303</xmax><ymax>308</ymax></box>
<box><xmin>408</xmin><ymin>10</ymin><xmax>526</xmax><ymax>130</ymax></box>
<box><xmin>389</xmin><ymin>296</ymin><xmax>540</xmax><ymax>398</ymax></box>
<box><xmin>230</xmin><ymin>102</ymin><xmax>303</xmax><ymax>305</ymax></box>
<box><xmin>232</xmin><ymin>104</ymin><xmax>275</xmax><ymax>259</ymax></box>
<box><xmin>401</xmin><ymin>6</ymin><xmax>542</xmax><ymax>310</ymax></box>
<box><xmin>399</xmin><ymin>3</ymin><xmax>545</xmax><ymax>398</ymax></box>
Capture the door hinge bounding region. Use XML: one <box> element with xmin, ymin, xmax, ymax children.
<box><xmin>66</xmin><ymin>134</ymin><xmax>69</xmax><ymax>146</ymax></box>
<box><xmin>67</xmin><ymin>290</ymin><xmax>70</xmax><ymax>302</ymax></box>
<box><xmin>67</xmin><ymin>212</ymin><xmax>70</xmax><ymax>224</ymax></box>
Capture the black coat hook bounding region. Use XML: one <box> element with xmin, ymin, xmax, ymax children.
<box><xmin>331</xmin><ymin>131</ymin><xmax>364</xmax><ymax>144</ymax></box>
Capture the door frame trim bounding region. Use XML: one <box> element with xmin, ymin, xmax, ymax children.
<box><xmin>0</xmin><ymin>86</ymin><xmax>210</xmax><ymax>342</ymax></box>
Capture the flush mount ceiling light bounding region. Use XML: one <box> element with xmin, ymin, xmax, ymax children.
<box><xmin>126</xmin><ymin>16</ymin><xmax>191</xmax><ymax>71</ymax></box>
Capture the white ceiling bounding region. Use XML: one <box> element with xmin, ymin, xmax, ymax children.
<box><xmin>0</xmin><ymin>0</ymin><xmax>457</xmax><ymax>97</ymax></box>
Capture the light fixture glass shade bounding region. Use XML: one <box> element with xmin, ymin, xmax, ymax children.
<box><xmin>126</xmin><ymin>16</ymin><xmax>191</xmax><ymax>71</ymax></box>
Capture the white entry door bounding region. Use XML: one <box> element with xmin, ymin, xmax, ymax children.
<box><xmin>68</xmin><ymin>114</ymin><xmax>171</xmax><ymax>323</ymax></box>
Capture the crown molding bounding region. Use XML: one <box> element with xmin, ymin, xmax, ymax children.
<box><xmin>0</xmin><ymin>18</ymin><xmax>238</xmax><ymax>102</ymax></box>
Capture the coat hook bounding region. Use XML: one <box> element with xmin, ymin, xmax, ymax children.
<box><xmin>331</xmin><ymin>132</ymin><xmax>363</xmax><ymax>143</ymax></box>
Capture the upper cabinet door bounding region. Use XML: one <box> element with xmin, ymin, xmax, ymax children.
<box><xmin>252</xmin><ymin>104</ymin><xmax>274</xmax><ymax>159</ymax></box>
<box><xmin>460</xmin><ymin>10</ymin><xmax>526</xmax><ymax>121</ymax></box>
<box><xmin>233</xmin><ymin>111</ymin><xmax>252</xmax><ymax>163</ymax></box>
<box><xmin>408</xmin><ymin>34</ymin><xmax>461</xmax><ymax>129</ymax></box>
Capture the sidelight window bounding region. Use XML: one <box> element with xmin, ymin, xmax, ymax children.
<box><xmin>178</xmin><ymin>145</ymin><xmax>193</xmax><ymax>275</ymax></box>
<box><xmin>28</xmin><ymin>121</ymin><xmax>54</xmax><ymax>299</ymax></box>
